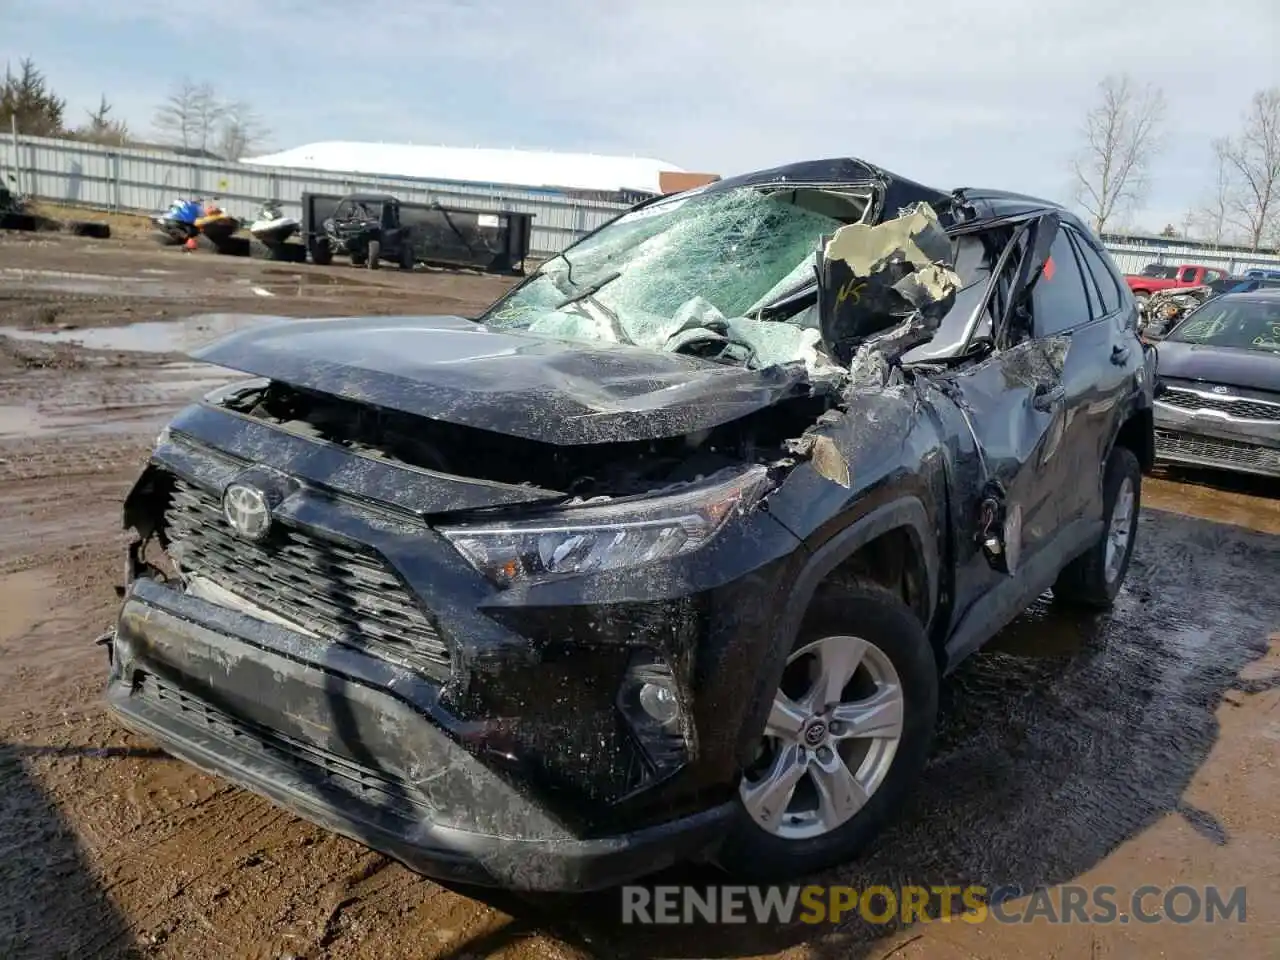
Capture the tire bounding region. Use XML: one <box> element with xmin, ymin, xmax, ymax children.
<box><xmin>0</xmin><ymin>212</ymin><xmax>37</xmax><ymax>231</ymax></box>
<box><xmin>309</xmin><ymin>239</ymin><xmax>333</xmax><ymax>266</ymax></box>
<box><xmin>1053</xmin><ymin>446</ymin><xmax>1141</xmax><ymax>608</ymax></box>
<box><xmin>200</xmin><ymin>235</ymin><xmax>249</xmax><ymax>257</ymax></box>
<box><xmin>399</xmin><ymin>243</ymin><xmax>415</xmax><ymax>271</ymax></box>
<box><xmin>717</xmin><ymin>582</ymin><xmax>938</xmax><ymax>882</ymax></box>
<box><xmin>277</xmin><ymin>241</ymin><xmax>308</xmax><ymax>264</ymax></box>
<box><xmin>367</xmin><ymin>238</ymin><xmax>381</xmax><ymax>269</ymax></box>
<box><xmin>66</xmin><ymin>220</ymin><xmax>111</xmax><ymax>239</ymax></box>
<box><xmin>248</xmin><ymin>238</ymin><xmax>274</xmax><ymax>260</ymax></box>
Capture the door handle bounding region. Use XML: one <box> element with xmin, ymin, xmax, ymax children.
<box><xmin>1033</xmin><ymin>384</ymin><xmax>1066</xmax><ymax>412</ymax></box>
<box><xmin>1111</xmin><ymin>344</ymin><xmax>1130</xmax><ymax>365</ymax></box>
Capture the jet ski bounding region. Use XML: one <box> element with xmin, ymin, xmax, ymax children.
<box><xmin>151</xmin><ymin>198</ymin><xmax>203</xmax><ymax>245</ymax></box>
<box><xmin>247</xmin><ymin>201</ymin><xmax>299</xmax><ymax>243</ymax></box>
<box><xmin>194</xmin><ymin>201</ymin><xmax>241</xmax><ymax>243</ymax></box>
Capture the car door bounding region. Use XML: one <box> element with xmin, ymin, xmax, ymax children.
<box><xmin>1054</xmin><ymin>227</ymin><xmax>1144</xmax><ymax>528</ymax></box>
<box><xmin>1013</xmin><ymin>226</ymin><xmax>1109</xmax><ymax>532</ymax></box>
<box><xmin>932</xmin><ymin>214</ymin><xmax>1078</xmax><ymax>657</ymax></box>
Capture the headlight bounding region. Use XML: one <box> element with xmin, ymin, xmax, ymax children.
<box><xmin>438</xmin><ymin>465</ymin><xmax>771</xmax><ymax>584</ymax></box>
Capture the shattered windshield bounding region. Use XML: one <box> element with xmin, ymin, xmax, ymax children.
<box><xmin>1167</xmin><ymin>299</ymin><xmax>1280</xmax><ymax>352</ymax></box>
<box><xmin>482</xmin><ymin>185</ymin><xmax>870</xmax><ymax>374</ymax></box>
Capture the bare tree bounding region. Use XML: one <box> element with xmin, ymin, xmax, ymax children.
<box><xmin>1186</xmin><ymin>144</ymin><xmax>1234</xmax><ymax>245</ymax></box>
<box><xmin>1218</xmin><ymin>88</ymin><xmax>1280</xmax><ymax>250</ymax></box>
<box><xmin>217</xmin><ymin>100</ymin><xmax>270</xmax><ymax>160</ymax></box>
<box><xmin>153</xmin><ymin>79</ymin><xmax>223</xmax><ymax>152</ymax></box>
<box><xmin>1070</xmin><ymin>75</ymin><xmax>1167</xmax><ymax>233</ymax></box>
<box><xmin>73</xmin><ymin>95</ymin><xmax>130</xmax><ymax>146</ymax></box>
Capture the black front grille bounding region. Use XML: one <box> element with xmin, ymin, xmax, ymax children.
<box><xmin>135</xmin><ymin>673</ymin><xmax>427</xmax><ymax>819</ymax></box>
<box><xmin>1156</xmin><ymin>430</ymin><xmax>1277</xmax><ymax>470</ymax></box>
<box><xmin>1160</xmin><ymin>388</ymin><xmax>1280</xmax><ymax>421</ymax></box>
<box><xmin>162</xmin><ymin>477</ymin><xmax>451</xmax><ymax>677</ymax></box>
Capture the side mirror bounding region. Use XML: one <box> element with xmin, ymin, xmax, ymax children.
<box><xmin>964</xmin><ymin>335</ymin><xmax>994</xmax><ymax>358</ymax></box>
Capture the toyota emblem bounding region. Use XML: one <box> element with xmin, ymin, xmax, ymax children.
<box><xmin>222</xmin><ymin>483</ymin><xmax>272</xmax><ymax>541</ymax></box>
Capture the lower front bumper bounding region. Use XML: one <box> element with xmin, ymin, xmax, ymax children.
<box><xmin>105</xmin><ymin>579</ymin><xmax>734</xmax><ymax>891</ymax></box>
<box><xmin>1153</xmin><ymin>404</ymin><xmax>1280</xmax><ymax>479</ymax></box>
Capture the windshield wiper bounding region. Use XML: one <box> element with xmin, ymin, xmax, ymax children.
<box><xmin>555</xmin><ymin>270</ymin><xmax>622</xmax><ymax>309</ymax></box>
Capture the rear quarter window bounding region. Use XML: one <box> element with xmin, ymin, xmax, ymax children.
<box><xmin>1071</xmin><ymin>231</ymin><xmax>1124</xmax><ymax>316</ymax></box>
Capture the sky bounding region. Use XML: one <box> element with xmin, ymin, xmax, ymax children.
<box><xmin>4</xmin><ymin>0</ymin><xmax>1278</xmax><ymax>233</ymax></box>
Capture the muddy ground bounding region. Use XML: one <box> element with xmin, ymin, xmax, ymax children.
<box><xmin>1</xmin><ymin>232</ymin><xmax>1277</xmax><ymax>960</ymax></box>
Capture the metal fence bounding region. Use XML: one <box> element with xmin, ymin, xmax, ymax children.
<box><xmin>1101</xmin><ymin>239</ymin><xmax>1280</xmax><ymax>277</ymax></box>
<box><xmin>2</xmin><ymin>134</ymin><xmax>631</xmax><ymax>256</ymax></box>
<box><xmin>7</xmin><ymin>133</ymin><xmax>1280</xmax><ymax>273</ymax></box>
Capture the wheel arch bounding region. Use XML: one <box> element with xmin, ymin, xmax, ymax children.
<box><xmin>736</xmin><ymin>497</ymin><xmax>938</xmax><ymax>765</ymax></box>
<box><xmin>1110</xmin><ymin>405</ymin><xmax>1155</xmax><ymax>474</ymax></box>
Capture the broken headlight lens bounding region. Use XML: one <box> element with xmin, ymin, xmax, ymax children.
<box><xmin>439</xmin><ymin>466</ymin><xmax>770</xmax><ymax>584</ymax></box>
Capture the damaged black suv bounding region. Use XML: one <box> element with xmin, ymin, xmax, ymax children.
<box><xmin>103</xmin><ymin>158</ymin><xmax>1155</xmax><ymax>891</ymax></box>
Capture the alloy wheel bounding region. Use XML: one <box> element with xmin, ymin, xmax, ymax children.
<box><xmin>740</xmin><ymin>635</ymin><xmax>905</xmax><ymax>840</ymax></box>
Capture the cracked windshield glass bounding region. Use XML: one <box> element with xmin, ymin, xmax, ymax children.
<box><xmin>483</xmin><ymin>185</ymin><xmax>868</xmax><ymax>370</ymax></box>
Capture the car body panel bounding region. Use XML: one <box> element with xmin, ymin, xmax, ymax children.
<box><xmin>191</xmin><ymin>314</ymin><xmax>819</xmax><ymax>446</ymax></box>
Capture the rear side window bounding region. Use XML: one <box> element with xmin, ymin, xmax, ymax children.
<box><xmin>1179</xmin><ymin>266</ymin><xmax>1198</xmax><ymax>282</ymax></box>
<box><xmin>1071</xmin><ymin>232</ymin><xmax>1123</xmax><ymax>316</ymax></box>
<box><xmin>1031</xmin><ymin>231</ymin><xmax>1093</xmax><ymax>335</ymax></box>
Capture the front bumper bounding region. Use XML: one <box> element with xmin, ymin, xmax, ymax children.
<box><xmin>1153</xmin><ymin>401</ymin><xmax>1280</xmax><ymax>478</ymax></box>
<box><xmin>105</xmin><ymin>578</ymin><xmax>734</xmax><ymax>891</ymax></box>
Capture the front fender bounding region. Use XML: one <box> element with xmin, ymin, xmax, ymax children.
<box><xmin>735</xmin><ymin>385</ymin><xmax>952</xmax><ymax>763</ymax></box>
<box><xmin>737</xmin><ymin>494</ymin><xmax>939</xmax><ymax>766</ymax></box>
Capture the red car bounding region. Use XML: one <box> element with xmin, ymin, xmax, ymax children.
<box><xmin>1125</xmin><ymin>263</ymin><xmax>1228</xmax><ymax>308</ymax></box>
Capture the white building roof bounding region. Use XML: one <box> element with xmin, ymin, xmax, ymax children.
<box><xmin>242</xmin><ymin>141</ymin><xmax>686</xmax><ymax>195</ymax></box>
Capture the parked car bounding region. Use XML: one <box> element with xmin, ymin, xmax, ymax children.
<box><xmin>1244</xmin><ymin>268</ymin><xmax>1280</xmax><ymax>281</ymax></box>
<box><xmin>1125</xmin><ymin>263</ymin><xmax>1228</xmax><ymax>310</ymax></box>
<box><xmin>1140</xmin><ymin>275</ymin><xmax>1280</xmax><ymax>341</ymax></box>
<box><xmin>99</xmin><ymin>157</ymin><xmax>1155</xmax><ymax>891</ymax></box>
<box><xmin>1153</xmin><ymin>289</ymin><xmax>1280</xmax><ymax>478</ymax></box>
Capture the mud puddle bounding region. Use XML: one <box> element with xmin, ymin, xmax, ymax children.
<box><xmin>0</xmin><ymin>314</ymin><xmax>291</xmax><ymax>355</ymax></box>
<box><xmin>0</xmin><ymin>362</ymin><xmax>233</xmax><ymax>441</ymax></box>
<box><xmin>1</xmin><ymin>266</ymin><xmax>385</xmax><ymax>303</ymax></box>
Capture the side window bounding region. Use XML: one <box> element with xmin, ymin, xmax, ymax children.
<box><xmin>1030</xmin><ymin>231</ymin><xmax>1093</xmax><ymax>335</ymax></box>
<box><xmin>1204</xmin><ymin>270</ymin><xmax>1224</xmax><ymax>284</ymax></box>
<box><xmin>1066</xmin><ymin>234</ymin><xmax>1101</xmax><ymax>320</ymax></box>
<box><xmin>1179</xmin><ymin>266</ymin><xmax>1197</xmax><ymax>282</ymax></box>
<box><xmin>1071</xmin><ymin>231</ymin><xmax>1122</xmax><ymax>316</ymax></box>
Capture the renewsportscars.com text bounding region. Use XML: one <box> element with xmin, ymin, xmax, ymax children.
<box><xmin>620</xmin><ymin>884</ymin><xmax>1247</xmax><ymax>926</ymax></box>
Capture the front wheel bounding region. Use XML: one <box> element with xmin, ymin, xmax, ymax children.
<box><xmin>717</xmin><ymin>583</ymin><xmax>938</xmax><ymax>881</ymax></box>
<box><xmin>1054</xmin><ymin>446</ymin><xmax>1141</xmax><ymax>608</ymax></box>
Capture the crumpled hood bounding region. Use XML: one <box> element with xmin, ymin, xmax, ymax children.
<box><xmin>1156</xmin><ymin>339</ymin><xmax>1280</xmax><ymax>394</ymax></box>
<box><xmin>190</xmin><ymin>314</ymin><xmax>814</xmax><ymax>445</ymax></box>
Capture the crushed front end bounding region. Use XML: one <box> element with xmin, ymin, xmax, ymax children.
<box><xmin>102</xmin><ymin>386</ymin><xmax>808</xmax><ymax>890</ymax></box>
